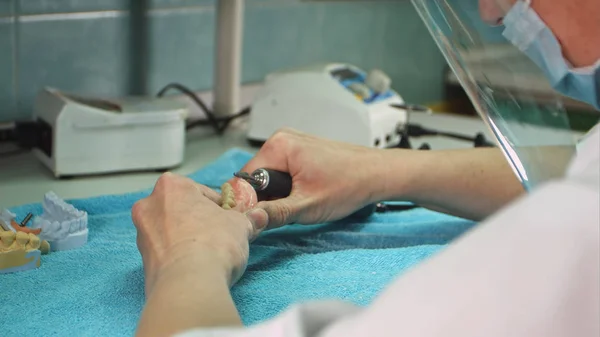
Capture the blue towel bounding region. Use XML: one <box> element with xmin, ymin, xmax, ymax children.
<box><xmin>0</xmin><ymin>148</ymin><xmax>475</xmax><ymax>336</ymax></box>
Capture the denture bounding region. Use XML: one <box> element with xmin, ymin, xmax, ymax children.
<box><xmin>220</xmin><ymin>178</ymin><xmax>258</xmax><ymax>213</ymax></box>
<box><xmin>220</xmin><ymin>182</ymin><xmax>237</xmax><ymax>210</ymax></box>
<box><xmin>31</xmin><ymin>191</ymin><xmax>88</xmax><ymax>252</ymax></box>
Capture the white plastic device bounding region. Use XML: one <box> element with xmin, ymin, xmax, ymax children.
<box><xmin>32</xmin><ymin>88</ymin><xmax>188</xmax><ymax>178</ymax></box>
<box><xmin>247</xmin><ymin>63</ymin><xmax>409</xmax><ymax>148</ymax></box>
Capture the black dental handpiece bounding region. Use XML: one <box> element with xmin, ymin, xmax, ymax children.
<box><xmin>234</xmin><ymin>168</ymin><xmax>293</xmax><ymax>199</ymax></box>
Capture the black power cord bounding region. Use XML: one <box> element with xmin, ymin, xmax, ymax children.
<box><xmin>376</xmin><ymin>202</ymin><xmax>420</xmax><ymax>212</ymax></box>
<box><xmin>156</xmin><ymin>83</ymin><xmax>250</xmax><ymax>134</ymax></box>
<box><xmin>389</xmin><ymin>103</ymin><xmax>431</xmax><ymax>113</ymax></box>
<box><xmin>396</xmin><ymin>123</ymin><xmax>495</xmax><ymax>149</ymax></box>
<box><xmin>389</xmin><ymin>103</ymin><xmax>495</xmax><ymax>149</ymax></box>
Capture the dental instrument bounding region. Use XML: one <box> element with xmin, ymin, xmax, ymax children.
<box><xmin>233</xmin><ymin>170</ymin><xmax>420</xmax><ymax>220</ymax></box>
<box><xmin>234</xmin><ymin>169</ymin><xmax>293</xmax><ymax>199</ymax></box>
<box><xmin>246</xmin><ymin>63</ymin><xmax>411</xmax><ymax>148</ymax></box>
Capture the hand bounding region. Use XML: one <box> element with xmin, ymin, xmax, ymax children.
<box><xmin>238</xmin><ymin>128</ymin><xmax>390</xmax><ymax>229</ymax></box>
<box><xmin>131</xmin><ymin>173</ymin><xmax>268</xmax><ymax>295</ymax></box>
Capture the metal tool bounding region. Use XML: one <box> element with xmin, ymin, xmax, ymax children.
<box><xmin>20</xmin><ymin>213</ymin><xmax>33</xmax><ymax>227</ymax></box>
<box><xmin>233</xmin><ymin>168</ymin><xmax>293</xmax><ymax>199</ymax></box>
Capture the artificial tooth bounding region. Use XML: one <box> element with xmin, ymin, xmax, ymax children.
<box><xmin>220</xmin><ymin>183</ymin><xmax>237</xmax><ymax>209</ymax></box>
<box><xmin>40</xmin><ymin>240</ymin><xmax>50</xmax><ymax>254</ymax></box>
<box><xmin>31</xmin><ymin>192</ymin><xmax>88</xmax><ymax>251</ymax></box>
<box><xmin>27</xmin><ymin>233</ymin><xmax>40</xmax><ymax>250</ymax></box>
<box><xmin>0</xmin><ymin>230</ymin><xmax>16</xmax><ymax>248</ymax></box>
<box><xmin>15</xmin><ymin>232</ymin><xmax>29</xmax><ymax>250</ymax></box>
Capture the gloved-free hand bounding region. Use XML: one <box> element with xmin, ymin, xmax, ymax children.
<box><xmin>131</xmin><ymin>173</ymin><xmax>268</xmax><ymax>295</ymax></box>
<box><xmin>233</xmin><ymin>128</ymin><xmax>391</xmax><ymax>230</ymax></box>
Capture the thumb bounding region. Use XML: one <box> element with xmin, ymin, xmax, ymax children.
<box><xmin>255</xmin><ymin>197</ymin><xmax>298</xmax><ymax>230</ymax></box>
<box><xmin>245</xmin><ymin>208</ymin><xmax>269</xmax><ymax>241</ymax></box>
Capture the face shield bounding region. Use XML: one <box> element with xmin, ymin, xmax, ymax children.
<box><xmin>411</xmin><ymin>0</ymin><xmax>582</xmax><ymax>191</ymax></box>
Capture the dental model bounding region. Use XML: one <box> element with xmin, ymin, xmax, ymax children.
<box><xmin>0</xmin><ymin>210</ymin><xmax>50</xmax><ymax>274</ymax></box>
<box><xmin>31</xmin><ymin>191</ymin><xmax>88</xmax><ymax>252</ymax></box>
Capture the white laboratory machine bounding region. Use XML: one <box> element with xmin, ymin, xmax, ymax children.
<box><xmin>247</xmin><ymin>63</ymin><xmax>409</xmax><ymax>148</ymax></box>
<box><xmin>32</xmin><ymin>88</ymin><xmax>188</xmax><ymax>178</ymax></box>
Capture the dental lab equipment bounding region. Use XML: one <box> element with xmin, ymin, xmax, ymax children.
<box><xmin>234</xmin><ymin>169</ymin><xmax>293</xmax><ymax>199</ymax></box>
<box><xmin>31</xmin><ymin>88</ymin><xmax>188</xmax><ymax>178</ymax></box>
<box><xmin>247</xmin><ymin>63</ymin><xmax>409</xmax><ymax>148</ymax></box>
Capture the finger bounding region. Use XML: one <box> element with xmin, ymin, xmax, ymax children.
<box><xmin>255</xmin><ymin>197</ymin><xmax>302</xmax><ymax>229</ymax></box>
<box><xmin>194</xmin><ymin>183</ymin><xmax>222</xmax><ymax>204</ymax></box>
<box><xmin>152</xmin><ymin>171</ymin><xmax>178</xmax><ymax>194</ymax></box>
<box><xmin>244</xmin><ymin>208</ymin><xmax>269</xmax><ymax>241</ymax></box>
<box><xmin>171</xmin><ymin>174</ymin><xmax>221</xmax><ymax>204</ymax></box>
<box><xmin>239</xmin><ymin>132</ymin><xmax>293</xmax><ymax>174</ymax></box>
<box><xmin>131</xmin><ymin>199</ymin><xmax>147</xmax><ymax>228</ymax></box>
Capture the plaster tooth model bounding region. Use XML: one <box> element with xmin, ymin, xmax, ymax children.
<box><xmin>0</xmin><ymin>212</ymin><xmax>50</xmax><ymax>274</ymax></box>
<box><xmin>31</xmin><ymin>192</ymin><xmax>88</xmax><ymax>252</ymax></box>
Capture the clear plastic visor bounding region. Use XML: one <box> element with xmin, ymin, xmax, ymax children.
<box><xmin>412</xmin><ymin>0</ymin><xmax>581</xmax><ymax>191</ymax></box>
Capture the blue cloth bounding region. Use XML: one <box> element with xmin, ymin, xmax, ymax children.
<box><xmin>0</xmin><ymin>148</ymin><xmax>475</xmax><ymax>336</ymax></box>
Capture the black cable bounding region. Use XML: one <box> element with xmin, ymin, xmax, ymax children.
<box><xmin>389</xmin><ymin>103</ymin><xmax>431</xmax><ymax>113</ymax></box>
<box><xmin>156</xmin><ymin>82</ymin><xmax>250</xmax><ymax>134</ymax></box>
<box><xmin>375</xmin><ymin>203</ymin><xmax>420</xmax><ymax>212</ymax></box>
<box><xmin>400</xmin><ymin>123</ymin><xmax>495</xmax><ymax>147</ymax></box>
<box><xmin>157</xmin><ymin>83</ymin><xmax>223</xmax><ymax>134</ymax></box>
<box><xmin>184</xmin><ymin>106</ymin><xmax>250</xmax><ymax>132</ymax></box>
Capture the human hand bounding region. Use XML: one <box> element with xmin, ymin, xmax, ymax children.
<box><xmin>228</xmin><ymin>128</ymin><xmax>391</xmax><ymax>229</ymax></box>
<box><xmin>131</xmin><ymin>173</ymin><xmax>267</xmax><ymax>295</ymax></box>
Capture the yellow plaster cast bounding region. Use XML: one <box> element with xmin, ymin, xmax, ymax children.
<box><xmin>0</xmin><ymin>227</ymin><xmax>50</xmax><ymax>273</ymax></box>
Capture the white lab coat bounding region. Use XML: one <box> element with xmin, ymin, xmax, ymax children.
<box><xmin>177</xmin><ymin>123</ymin><xmax>600</xmax><ymax>337</ymax></box>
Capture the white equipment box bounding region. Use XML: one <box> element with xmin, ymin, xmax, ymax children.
<box><xmin>247</xmin><ymin>63</ymin><xmax>409</xmax><ymax>148</ymax></box>
<box><xmin>32</xmin><ymin>88</ymin><xmax>188</xmax><ymax>178</ymax></box>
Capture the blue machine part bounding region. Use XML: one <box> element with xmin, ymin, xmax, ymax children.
<box><xmin>330</xmin><ymin>67</ymin><xmax>395</xmax><ymax>104</ymax></box>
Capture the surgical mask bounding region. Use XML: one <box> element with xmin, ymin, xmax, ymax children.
<box><xmin>411</xmin><ymin>0</ymin><xmax>582</xmax><ymax>191</ymax></box>
<box><xmin>502</xmin><ymin>0</ymin><xmax>600</xmax><ymax>110</ymax></box>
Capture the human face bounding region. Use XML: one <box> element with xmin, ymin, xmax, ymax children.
<box><xmin>478</xmin><ymin>0</ymin><xmax>600</xmax><ymax>67</ymax></box>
